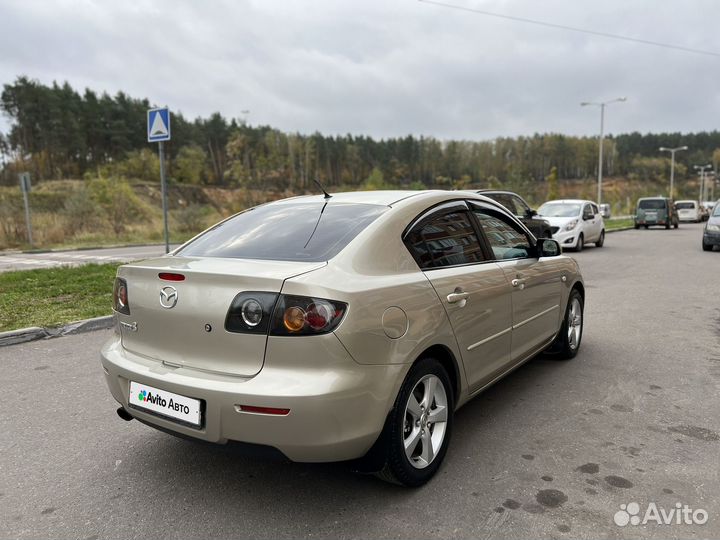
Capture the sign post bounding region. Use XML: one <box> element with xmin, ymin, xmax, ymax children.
<box><xmin>147</xmin><ymin>107</ymin><xmax>171</xmax><ymax>253</ymax></box>
<box><xmin>19</xmin><ymin>172</ymin><xmax>33</xmax><ymax>248</ymax></box>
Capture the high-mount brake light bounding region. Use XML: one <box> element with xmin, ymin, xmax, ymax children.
<box><xmin>158</xmin><ymin>272</ymin><xmax>185</xmax><ymax>281</ymax></box>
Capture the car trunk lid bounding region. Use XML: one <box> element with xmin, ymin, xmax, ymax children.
<box><xmin>117</xmin><ymin>256</ymin><xmax>326</xmax><ymax>376</ymax></box>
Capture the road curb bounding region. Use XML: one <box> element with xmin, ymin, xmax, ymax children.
<box><xmin>1</xmin><ymin>242</ymin><xmax>179</xmax><ymax>256</ymax></box>
<box><xmin>0</xmin><ymin>315</ymin><xmax>114</xmax><ymax>347</ymax></box>
<box><xmin>606</xmin><ymin>226</ymin><xmax>635</xmax><ymax>233</ymax></box>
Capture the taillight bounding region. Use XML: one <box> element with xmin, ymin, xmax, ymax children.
<box><xmin>270</xmin><ymin>294</ymin><xmax>347</xmax><ymax>336</ymax></box>
<box><xmin>224</xmin><ymin>292</ymin><xmax>347</xmax><ymax>336</ymax></box>
<box><xmin>225</xmin><ymin>292</ymin><xmax>279</xmax><ymax>334</ymax></box>
<box><xmin>113</xmin><ymin>277</ymin><xmax>130</xmax><ymax>315</ymax></box>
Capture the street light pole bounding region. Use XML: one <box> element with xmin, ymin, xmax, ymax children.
<box><xmin>581</xmin><ymin>97</ymin><xmax>627</xmax><ymax>206</ymax></box>
<box><xmin>694</xmin><ymin>164</ymin><xmax>712</xmax><ymax>202</ymax></box>
<box><xmin>659</xmin><ymin>146</ymin><xmax>688</xmax><ymax>199</ymax></box>
<box><xmin>704</xmin><ymin>172</ymin><xmax>715</xmax><ymax>201</ymax></box>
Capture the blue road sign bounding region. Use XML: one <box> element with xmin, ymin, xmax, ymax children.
<box><xmin>147</xmin><ymin>107</ymin><xmax>171</xmax><ymax>142</ymax></box>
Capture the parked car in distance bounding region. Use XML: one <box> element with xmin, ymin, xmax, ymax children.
<box><xmin>537</xmin><ymin>199</ymin><xmax>605</xmax><ymax>252</ymax></box>
<box><xmin>702</xmin><ymin>199</ymin><xmax>720</xmax><ymax>251</ymax></box>
<box><xmin>675</xmin><ymin>200</ymin><xmax>702</xmax><ymax>223</ymax></box>
<box><xmin>475</xmin><ymin>190</ymin><xmax>552</xmax><ymax>238</ymax></box>
<box><xmin>102</xmin><ymin>190</ymin><xmax>585</xmax><ymax>487</ymax></box>
<box><xmin>599</xmin><ymin>203</ymin><xmax>611</xmax><ymax>219</ymax></box>
<box><xmin>634</xmin><ymin>197</ymin><xmax>679</xmax><ymax>229</ymax></box>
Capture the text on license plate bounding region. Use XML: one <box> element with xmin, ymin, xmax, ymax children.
<box><xmin>128</xmin><ymin>381</ymin><xmax>202</xmax><ymax>427</ymax></box>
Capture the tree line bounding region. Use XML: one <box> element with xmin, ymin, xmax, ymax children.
<box><xmin>2</xmin><ymin>76</ymin><xmax>719</xmax><ymax>191</ymax></box>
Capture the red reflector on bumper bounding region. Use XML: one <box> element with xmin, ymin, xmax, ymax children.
<box><xmin>159</xmin><ymin>272</ymin><xmax>185</xmax><ymax>281</ymax></box>
<box><xmin>237</xmin><ymin>405</ymin><xmax>290</xmax><ymax>416</ymax></box>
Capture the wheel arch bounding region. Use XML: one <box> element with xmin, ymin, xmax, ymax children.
<box><xmin>571</xmin><ymin>280</ymin><xmax>585</xmax><ymax>301</ymax></box>
<box><xmin>411</xmin><ymin>344</ymin><xmax>462</xmax><ymax>408</ymax></box>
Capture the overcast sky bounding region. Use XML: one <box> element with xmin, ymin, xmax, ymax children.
<box><xmin>1</xmin><ymin>0</ymin><xmax>719</xmax><ymax>140</ymax></box>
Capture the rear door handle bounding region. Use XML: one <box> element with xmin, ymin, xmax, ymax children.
<box><xmin>511</xmin><ymin>278</ymin><xmax>526</xmax><ymax>289</ymax></box>
<box><xmin>447</xmin><ymin>291</ymin><xmax>470</xmax><ymax>304</ymax></box>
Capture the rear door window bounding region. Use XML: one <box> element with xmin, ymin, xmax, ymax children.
<box><xmin>177</xmin><ymin>202</ymin><xmax>387</xmax><ymax>262</ymax></box>
<box><xmin>405</xmin><ymin>210</ymin><xmax>486</xmax><ymax>269</ymax></box>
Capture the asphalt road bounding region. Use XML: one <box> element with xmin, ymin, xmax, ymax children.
<box><xmin>1</xmin><ymin>223</ymin><xmax>719</xmax><ymax>540</ymax></box>
<box><xmin>0</xmin><ymin>245</ymin><xmax>178</xmax><ymax>273</ymax></box>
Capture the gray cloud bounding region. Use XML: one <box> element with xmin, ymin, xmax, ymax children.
<box><xmin>1</xmin><ymin>0</ymin><xmax>719</xmax><ymax>139</ymax></box>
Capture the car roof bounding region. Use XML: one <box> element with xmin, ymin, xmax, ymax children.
<box><xmin>269</xmin><ymin>190</ymin><xmax>435</xmax><ymax>207</ymax></box>
<box><xmin>475</xmin><ymin>189</ymin><xmax>519</xmax><ymax>195</ymax></box>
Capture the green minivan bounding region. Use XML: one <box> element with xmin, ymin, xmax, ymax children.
<box><xmin>634</xmin><ymin>197</ymin><xmax>679</xmax><ymax>229</ymax></box>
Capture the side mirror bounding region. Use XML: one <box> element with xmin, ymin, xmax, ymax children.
<box><xmin>526</xmin><ymin>208</ymin><xmax>537</xmax><ymax>218</ymax></box>
<box><xmin>583</xmin><ymin>214</ymin><xmax>593</xmax><ymax>221</ymax></box>
<box><xmin>537</xmin><ymin>238</ymin><xmax>561</xmax><ymax>257</ymax></box>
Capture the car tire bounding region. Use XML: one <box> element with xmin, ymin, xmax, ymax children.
<box><xmin>644</xmin><ymin>225</ymin><xmax>649</xmax><ymax>229</ymax></box>
<box><xmin>547</xmin><ymin>288</ymin><xmax>584</xmax><ymax>360</ymax></box>
<box><xmin>376</xmin><ymin>357</ymin><xmax>454</xmax><ymax>487</ymax></box>
<box><xmin>595</xmin><ymin>230</ymin><xmax>605</xmax><ymax>247</ymax></box>
<box><xmin>703</xmin><ymin>241</ymin><xmax>713</xmax><ymax>252</ymax></box>
<box><xmin>575</xmin><ymin>234</ymin><xmax>584</xmax><ymax>252</ymax></box>
<box><xmin>634</xmin><ymin>223</ymin><xmax>639</xmax><ymax>230</ymax></box>
<box><xmin>665</xmin><ymin>222</ymin><xmax>670</xmax><ymax>229</ymax></box>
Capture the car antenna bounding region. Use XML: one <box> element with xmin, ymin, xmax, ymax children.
<box><xmin>314</xmin><ymin>179</ymin><xmax>332</xmax><ymax>199</ymax></box>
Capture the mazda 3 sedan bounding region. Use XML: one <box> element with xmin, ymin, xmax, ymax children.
<box><xmin>101</xmin><ymin>190</ymin><xmax>585</xmax><ymax>486</ymax></box>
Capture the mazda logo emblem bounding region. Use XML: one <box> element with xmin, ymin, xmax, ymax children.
<box><xmin>159</xmin><ymin>286</ymin><xmax>178</xmax><ymax>309</ymax></box>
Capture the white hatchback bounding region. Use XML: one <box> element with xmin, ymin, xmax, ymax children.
<box><xmin>538</xmin><ymin>199</ymin><xmax>605</xmax><ymax>252</ymax></box>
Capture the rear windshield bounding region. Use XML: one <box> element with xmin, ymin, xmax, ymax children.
<box><xmin>676</xmin><ymin>202</ymin><xmax>696</xmax><ymax>209</ymax></box>
<box><xmin>639</xmin><ymin>199</ymin><xmax>666</xmax><ymax>210</ymax></box>
<box><xmin>176</xmin><ymin>201</ymin><xmax>387</xmax><ymax>262</ymax></box>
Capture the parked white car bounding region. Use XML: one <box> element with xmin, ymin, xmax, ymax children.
<box><xmin>676</xmin><ymin>200</ymin><xmax>701</xmax><ymax>222</ymax></box>
<box><xmin>537</xmin><ymin>199</ymin><xmax>605</xmax><ymax>252</ymax></box>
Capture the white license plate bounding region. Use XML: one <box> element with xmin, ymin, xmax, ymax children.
<box><xmin>129</xmin><ymin>381</ymin><xmax>202</xmax><ymax>427</ymax></box>
<box><xmin>646</xmin><ymin>212</ymin><xmax>657</xmax><ymax>219</ymax></box>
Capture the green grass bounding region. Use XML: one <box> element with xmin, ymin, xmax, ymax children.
<box><xmin>606</xmin><ymin>218</ymin><xmax>634</xmax><ymax>230</ymax></box>
<box><xmin>0</xmin><ymin>263</ymin><xmax>119</xmax><ymax>332</ymax></box>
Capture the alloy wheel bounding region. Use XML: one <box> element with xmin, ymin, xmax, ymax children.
<box><xmin>403</xmin><ymin>375</ymin><xmax>448</xmax><ymax>469</ymax></box>
<box><xmin>567</xmin><ymin>297</ymin><xmax>583</xmax><ymax>351</ymax></box>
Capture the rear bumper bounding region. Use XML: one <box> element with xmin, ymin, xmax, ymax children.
<box><xmin>100</xmin><ymin>335</ymin><xmax>406</xmax><ymax>462</ymax></box>
<box><xmin>635</xmin><ymin>219</ymin><xmax>667</xmax><ymax>226</ymax></box>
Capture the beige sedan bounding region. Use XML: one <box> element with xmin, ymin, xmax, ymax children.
<box><xmin>101</xmin><ymin>190</ymin><xmax>584</xmax><ymax>486</ymax></box>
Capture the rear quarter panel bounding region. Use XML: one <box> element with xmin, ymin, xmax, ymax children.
<box><xmin>280</xmin><ymin>193</ymin><xmax>468</xmax><ymax>399</ymax></box>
